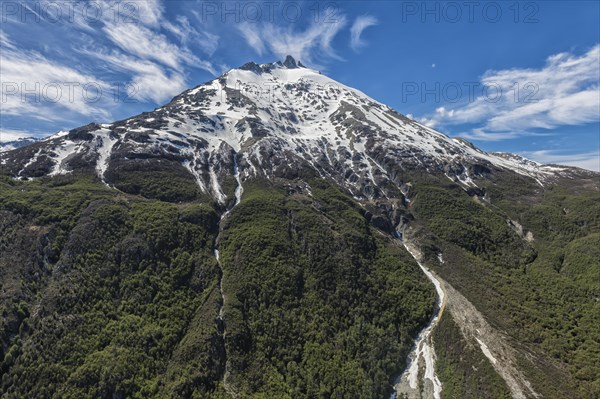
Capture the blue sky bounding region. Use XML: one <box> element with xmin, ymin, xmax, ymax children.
<box><xmin>1</xmin><ymin>0</ymin><xmax>599</xmax><ymax>170</ymax></box>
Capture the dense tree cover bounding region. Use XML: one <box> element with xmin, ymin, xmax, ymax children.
<box><xmin>215</xmin><ymin>178</ymin><xmax>435</xmax><ymax>398</ymax></box>
<box><xmin>105</xmin><ymin>159</ymin><xmax>204</xmax><ymax>203</ymax></box>
<box><xmin>0</xmin><ymin>174</ymin><xmax>435</xmax><ymax>398</ymax></box>
<box><xmin>411</xmin><ymin>183</ymin><xmax>535</xmax><ymax>267</ymax></box>
<box><xmin>433</xmin><ymin>312</ymin><xmax>511</xmax><ymax>399</ymax></box>
<box><xmin>2</xmin><ymin>166</ymin><xmax>597</xmax><ymax>398</ymax></box>
<box><xmin>409</xmin><ymin>174</ymin><xmax>600</xmax><ymax>398</ymax></box>
<box><xmin>0</xmin><ymin>174</ymin><xmax>222</xmax><ymax>398</ymax></box>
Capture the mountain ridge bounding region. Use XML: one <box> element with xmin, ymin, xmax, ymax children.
<box><xmin>3</xmin><ymin>56</ymin><xmax>596</xmax><ymax>206</ymax></box>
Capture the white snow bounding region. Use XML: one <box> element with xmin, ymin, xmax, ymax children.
<box><xmin>209</xmin><ymin>164</ymin><xmax>226</xmax><ymax>204</ymax></box>
<box><xmin>48</xmin><ymin>140</ymin><xmax>82</xmax><ymax>176</ymax></box>
<box><xmin>232</xmin><ymin>154</ymin><xmax>244</xmax><ymax>205</ymax></box>
<box><xmin>94</xmin><ymin>129</ymin><xmax>118</xmax><ymax>182</ymax></box>
<box><xmin>48</xmin><ymin>130</ymin><xmax>69</xmax><ymax>139</ymax></box>
<box><xmin>17</xmin><ymin>149</ymin><xmax>42</xmax><ymax>176</ymax></box>
<box><xmin>182</xmin><ymin>158</ymin><xmax>207</xmax><ymax>194</ymax></box>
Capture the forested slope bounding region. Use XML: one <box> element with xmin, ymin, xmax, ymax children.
<box><xmin>408</xmin><ymin>172</ymin><xmax>600</xmax><ymax>399</ymax></box>
<box><xmin>0</xmin><ymin>174</ymin><xmax>435</xmax><ymax>398</ymax></box>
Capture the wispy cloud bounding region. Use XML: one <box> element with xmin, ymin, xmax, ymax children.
<box><xmin>132</xmin><ymin>0</ymin><xmax>164</xmax><ymax>27</ymax></box>
<box><xmin>71</xmin><ymin>0</ymin><xmax>217</xmax><ymax>87</ymax></box>
<box><xmin>350</xmin><ymin>15</ymin><xmax>378</xmax><ymax>51</ymax></box>
<box><xmin>0</xmin><ymin>34</ymin><xmax>111</xmax><ymax>121</ymax></box>
<box><xmin>98</xmin><ymin>2</ymin><xmax>215</xmax><ymax>74</ymax></box>
<box><xmin>102</xmin><ymin>22</ymin><xmax>213</xmax><ymax>73</ymax></box>
<box><xmin>1</xmin><ymin>0</ymin><xmax>219</xmax><ymax>123</ymax></box>
<box><xmin>92</xmin><ymin>51</ymin><xmax>188</xmax><ymax>103</ymax></box>
<box><xmin>523</xmin><ymin>149</ymin><xmax>600</xmax><ymax>172</ymax></box>
<box><xmin>237</xmin><ymin>23</ymin><xmax>266</xmax><ymax>56</ymax></box>
<box><xmin>457</xmin><ymin>128</ymin><xmax>553</xmax><ymax>142</ymax></box>
<box><xmin>0</xmin><ymin>129</ymin><xmax>44</xmax><ymax>142</ymax></box>
<box><xmin>422</xmin><ymin>45</ymin><xmax>600</xmax><ymax>140</ymax></box>
<box><xmin>0</xmin><ymin>30</ymin><xmax>16</xmax><ymax>49</ymax></box>
<box><xmin>80</xmin><ymin>0</ymin><xmax>214</xmax><ymax>104</ymax></box>
<box><xmin>164</xmin><ymin>16</ymin><xmax>219</xmax><ymax>56</ymax></box>
<box><xmin>237</xmin><ymin>8</ymin><xmax>347</xmax><ymax>68</ymax></box>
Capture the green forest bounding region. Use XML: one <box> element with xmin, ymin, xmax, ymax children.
<box><xmin>408</xmin><ymin>172</ymin><xmax>600</xmax><ymax>399</ymax></box>
<box><xmin>0</xmin><ymin>164</ymin><xmax>598</xmax><ymax>398</ymax></box>
<box><xmin>0</xmin><ymin>174</ymin><xmax>435</xmax><ymax>398</ymax></box>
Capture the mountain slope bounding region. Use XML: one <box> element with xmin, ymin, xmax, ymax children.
<box><xmin>3</xmin><ymin>56</ymin><xmax>589</xmax><ymax>203</ymax></box>
<box><xmin>1</xmin><ymin>57</ymin><xmax>598</xmax><ymax>399</ymax></box>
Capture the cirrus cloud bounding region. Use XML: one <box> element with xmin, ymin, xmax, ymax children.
<box><xmin>237</xmin><ymin>7</ymin><xmax>348</xmax><ymax>68</ymax></box>
<box><xmin>1</xmin><ymin>33</ymin><xmax>112</xmax><ymax>121</ymax></box>
<box><xmin>523</xmin><ymin>149</ymin><xmax>600</xmax><ymax>172</ymax></box>
<box><xmin>350</xmin><ymin>15</ymin><xmax>378</xmax><ymax>51</ymax></box>
<box><xmin>422</xmin><ymin>45</ymin><xmax>600</xmax><ymax>141</ymax></box>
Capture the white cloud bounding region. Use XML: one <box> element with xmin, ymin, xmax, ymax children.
<box><xmin>68</xmin><ymin>0</ymin><xmax>163</xmax><ymax>34</ymax></box>
<box><xmin>1</xmin><ymin>0</ymin><xmax>225</xmax><ymax>136</ymax></box>
<box><xmin>0</xmin><ymin>37</ymin><xmax>111</xmax><ymax>120</ymax></box>
<box><xmin>94</xmin><ymin>52</ymin><xmax>188</xmax><ymax>103</ymax></box>
<box><xmin>0</xmin><ymin>31</ymin><xmax>16</xmax><ymax>49</ymax></box>
<box><xmin>237</xmin><ymin>8</ymin><xmax>347</xmax><ymax>67</ymax></box>
<box><xmin>0</xmin><ymin>129</ymin><xmax>41</xmax><ymax>142</ymax></box>
<box><xmin>523</xmin><ymin>150</ymin><xmax>600</xmax><ymax>172</ymax></box>
<box><xmin>103</xmin><ymin>23</ymin><xmax>213</xmax><ymax>73</ymax></box>
<box><xmin>436</xmin><ymin>107</ymin><xmax>454</xmax><ymax>117</ymax></box>
<box><xmin>423</xmin><ymin>45</ymin><xmax>600</xmax><ymax>140</ymax></box>
<box><xmin>84</xmin><ymin>0</ymin><xmax>216</xmax><ymax>104</ymax></box>
<box><xmin>237</xmin><ymin>23</ymin><xmax>266</xmax><ymax>56</ymax></box>
<box><xmin>350</xmin><ymin>15</ymin><xmax>378</xmax><ymax>51</ymax></box>
<box><xmin>164</xmin><ymin>16</ymin><xmax>219</xmax><ymax>56</ymax></box>
<box><xmin>458</xmin><ymin>128</ymin><xmax>551</xmax><ymax>141</ymax></box>
<box><xmin>132</xmin><ymin>0</ymin><xmax>164</xmax><ymax>27</ymax></box>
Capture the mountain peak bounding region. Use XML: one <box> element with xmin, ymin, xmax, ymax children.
<box><xmin>272</xmin><ymin>55</ymin><xmax>305</xmax><ymax>69</ymax></box>
<box><xmin>237</xmin><ymin>56</ymin><xmax>306</xmax><ymax>75</ymax></box>
<box><xmin>282</xmin><ymin>55</ymin><xmax>300</xmax><ymax>68</ymax></box>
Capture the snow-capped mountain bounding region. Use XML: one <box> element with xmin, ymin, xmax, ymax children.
<box><xmin>0</xmin><ymin>137</ymin><xmax>40</xmax><ymax>153</ymax></box>
<box><xmin>2</xmin><ymin>57</ymin><xmax>598</xmax><ymax>399</ymax></box>
<box><xmin>1</xmin><ymin>56</ymin><xmax>587</xmax><ymax>202</ymax></box>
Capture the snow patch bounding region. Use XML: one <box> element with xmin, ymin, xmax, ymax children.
<box><xmin>94</xmin><ymin>130</ymin><xmax>118</xmax><ymax>183</ymax></box>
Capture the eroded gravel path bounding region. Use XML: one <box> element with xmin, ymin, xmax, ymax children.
<box><xmin>393</xmin><ymin>240</ymin><xmax>539</xmax><ymax>399</ymax></box>
<box><xmin>392</xmin><ymin>242</ymin><xmax>445</xmax><ymax>399</ymax></box>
